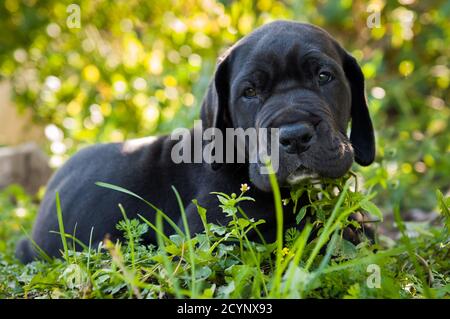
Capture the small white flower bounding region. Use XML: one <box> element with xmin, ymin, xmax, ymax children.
<box><xmin>240</xmin><ymin>183</ymin><xmax>250</xmax><ymax>192</ymax></box>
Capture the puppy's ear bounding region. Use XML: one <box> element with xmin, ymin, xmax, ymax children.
<box><xmin>200</xmin><ymin>50</ymin><xmax>232</xmax><ymax>170</ymax></box>
<box><xmin>342</xmin><ymin>53</ymin><xmax>376</xmax><ymax>166</ymax></box>
<box><xmin>200</xmin><ymin>53</ymin><xmax>231</xmax><ymax>130</ymax></box>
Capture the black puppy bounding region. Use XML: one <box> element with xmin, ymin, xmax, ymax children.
<box><xmin>16</xmin><ymin>20</ymin><xmax>375</xmax><ymax>263</ymax></box>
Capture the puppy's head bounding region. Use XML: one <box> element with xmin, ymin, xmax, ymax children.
<box><xmin>201</xmin><ymin>20</ymin><xmax>375</xmax><ymax>191</ymax></box>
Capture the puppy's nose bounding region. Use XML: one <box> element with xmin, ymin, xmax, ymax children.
<box><xmin>279</xmin><ymin>123</ymin><xmax>315</xmax><ymax>154</ymax></box>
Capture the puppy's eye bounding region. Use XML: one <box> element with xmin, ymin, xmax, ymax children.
<box><xmin>318</xmin><ymin>71</ymin><xmax>334</xmax><ymax>85</ymax></box>
<box><xmin>243</xmin><ymin>87</ymin><xmax>257</xmax><ymax>98</ymax></box>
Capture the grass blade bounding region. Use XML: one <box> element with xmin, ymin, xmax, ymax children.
<box><xmin>171</xmin><ymin>186</ymin><xmax>197</xmax><ymax>297</ymax></box>
<box><xmin>305</xmin><ymin>181</ymin><xmax>350</xmax><ymax>271</ymax></box>
<box><xmin>118</xmin><ymin>204</ymin><xmax>135</xmax><ymax>271</ymax></box>
<box><xmin>155</xmin><ymin>211</ymin><xmax>182</xmax><ymax>298</ymax></box>
<box><xmin>266</xmin><ymin>161</ymin><xmax>284</xmax><ymax>298</ymax></box>
<box><xmin>55</xmin><ymin>192</ymin><xmax>69</xmax><ymax>262</ymax></box>
<box><xmin>394</xmin><ymin>205</ymin><xmax>434</xmax><ymax>298</ymax></box>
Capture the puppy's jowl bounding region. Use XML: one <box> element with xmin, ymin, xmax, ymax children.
<box><xmin>16</xmin><ymin>21</ymin><xmax>375</xmax><ymax>263</ymax></box>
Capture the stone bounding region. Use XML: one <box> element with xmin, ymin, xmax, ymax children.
<box><xmin>0</xmin><ymin>143</ymin><xmax>52</xmax><ymax>194</ymax></box>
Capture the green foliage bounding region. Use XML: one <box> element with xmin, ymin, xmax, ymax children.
<box><xmin>0</xmin><ymin>0</ymin><xmax>448</xmax><ymax>210</ymax></box>
<box><xmin>0</xmin><ymin>175</ymin><xmax>448</xmax><ymax>299</ymax></box>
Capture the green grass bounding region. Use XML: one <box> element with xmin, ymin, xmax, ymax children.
<box><xmin>0</xmin><ymin>172</ymin><xmax>448</xmax><ymax>299</ymax></box>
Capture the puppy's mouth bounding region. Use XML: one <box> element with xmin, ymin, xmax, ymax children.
<box><xmin>286</xmin><ymin>164</ymin><xmax>319</xmax><ymax>186</ymax></box>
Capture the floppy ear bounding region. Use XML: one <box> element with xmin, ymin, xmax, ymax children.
<box><xmin>200</xmin><ymin>51</ymin><xmax>232</xmax><ymax>169</ymax></box>
<box><xmin>200</xmin><ymin>57</ymin><xmax>230</xmax><ymax>131</ymax></box>
<box><xmin>342</xmin><ymin>53</ymin><xmax>376</xmax><ymax>166</ymax></box>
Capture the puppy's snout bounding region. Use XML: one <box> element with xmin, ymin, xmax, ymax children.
<box><xmin>279</xmin><ymin>123</ymin><xmax>315</xmax><ymax>154</ymax></box>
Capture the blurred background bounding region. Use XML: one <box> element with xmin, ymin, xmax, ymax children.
<box><xmin>0</xmin><ymin>0</ymin><xmax>448</xmax><ymax>218</ymax></box>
